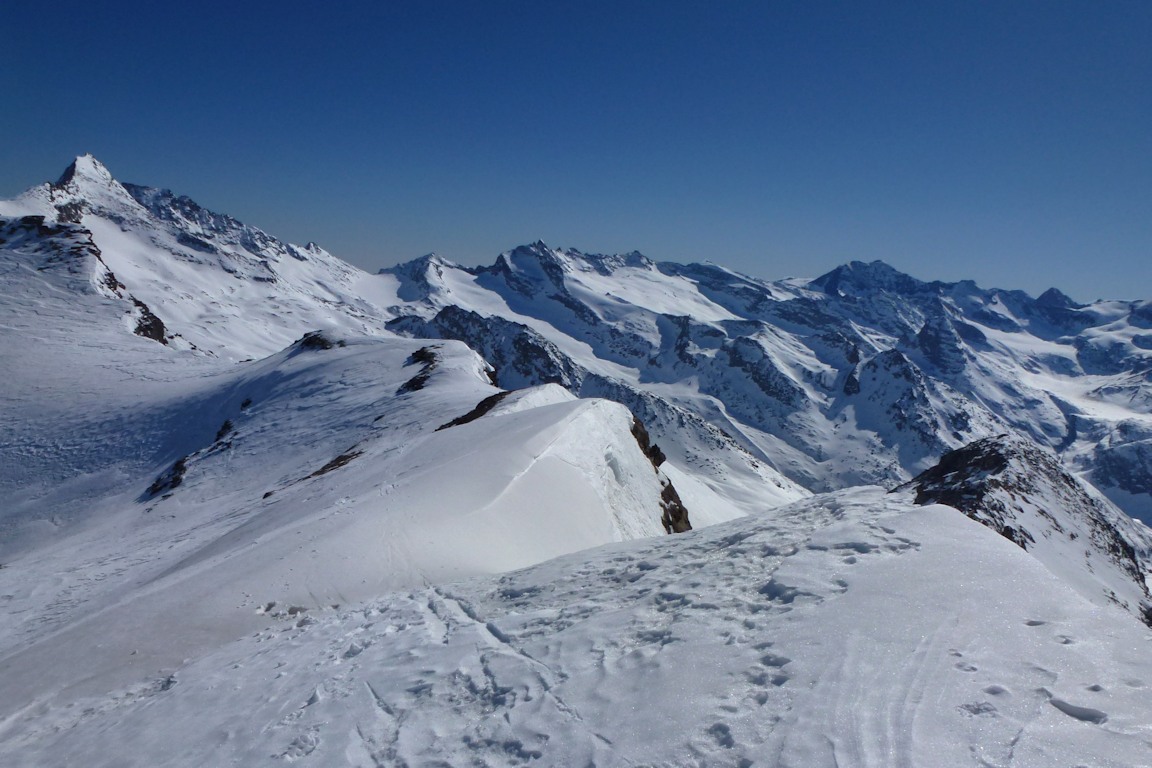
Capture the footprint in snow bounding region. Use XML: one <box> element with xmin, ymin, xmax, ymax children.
<box><xmin>958</xmin><ymin>701</ymin><xmax>998</xmax><ymax>717</ymax></box>
<box><xmin>707</xmin><ymin>722</ymin><xmax>735</xmax><ymax>748</ymax></box>
<box><xmin>1048</xmin><ymin>698</ymin><xmax>1108</xmax><ymax>725</ymax></box>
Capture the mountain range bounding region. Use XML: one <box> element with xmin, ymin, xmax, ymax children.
<box><xmin>1</xmin><ymin>156</ymin><xmax>1150</xmax><ymax>766</ymax></box>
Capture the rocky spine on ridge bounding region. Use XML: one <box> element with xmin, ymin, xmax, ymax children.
<box><xmin>898</xmin><ymin>434</ymin><xmax>1152</xmax><ymax>625</ymax></box>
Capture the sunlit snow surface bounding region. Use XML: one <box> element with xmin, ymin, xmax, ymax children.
<box><xmin>3</xmin><ymin>157</ymin><xmax>1152</xmax><ymax>765</ymax></box>
<box><xmin>4</xmin><ymin>491</ymin><xmax>1151</xmax><ymax>766</ymax></box>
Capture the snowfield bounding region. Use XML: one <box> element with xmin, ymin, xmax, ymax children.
<box><xmin>2</xmin><ymin>156</ymin><xmax>1152</xmax><ymax>766</ymax></box>
<box><xmin>4</xmin><ymin>491</ymin><xmax>1151</xmax><ymax>767</ymax></box>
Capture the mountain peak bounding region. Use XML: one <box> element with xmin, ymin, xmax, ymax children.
<box><xmin>35</xmin><ymin>154</ymin><xmax>144</xmax><ymax>224</ymax></box>
<box><xmin>1036</xmin><ymin>287</ymin><xmax>1082</xmax><ymax>310</ymax></box>
<box><xmin>808</xmin><ymin>260</ymin><xmax>925</xmax><ymax>297</ymax></box>
<box><xmin>55</xmin><ymin>154</ymin><xmax>115</xmax><ymax>189</ymax></box>
<box><xmin>507</xmin><ymin>240</ymin><xmax>556</xmax><ymax>258</ymax></box>
<box><xmin>379</xmin><ymin>253</ymin><xmax>459</xmax><ymax>302</ymax></box>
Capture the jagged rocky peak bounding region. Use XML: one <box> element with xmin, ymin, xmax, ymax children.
<box><xmin>578</xmin><ymin>248</ymin><xmax>653</xmax><ymax>275</ymax></box>
<box><xmin>808</xmin><ymin>260</ymin><xmax>927</xmax><ymax>297</ymax></box>
<box><xmin>900</xmin><ymin>433</ymin><xmax>1152</xmax><ymax>626</ymax></box>
<box><xmin>502</xmin><ymin>239</ymin><xmax>561</xmax><ymax>266</ymax></box>
<box><xmin>914</xmin><ymin>312</ymin><xmax>967</xmax><ymax>375</ymax></box>
<box><xmin>473</xmin><ymin>240</ymin><xmax>578</xmax><ymax>298</ymax></box>
<box><xmin>380</xmin><ymin>253</ymin><xmax>458</xmax><ymax>302</ymax></box>
<box><xmin>121</xmin><ymin>183</ymin><xmax>229</xmax><ymax>227</ymax></box>
<box><xmin>486</xmin><ymin>240</ymin><xmax>652</xmax><ymax>286</ymax></box>
<box><xmin>1036</xmin><ymin>286</ymin><xmax>1082</xmax><ymax>310</ymax></box>
<box><xmin>25</xmin><ymin>154</ymin><xmax>144</xmax><ymax>224</ymax></box>
<box><xmin>381</xmin><ymin>252</ymin><xmax>457</xmax><ymax>277</ymax></box>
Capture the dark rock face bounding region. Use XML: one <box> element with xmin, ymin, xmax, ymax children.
<box><xmin>659</xmin><ymin>481</ymin><xmax>692</xmax><ymax>534</ymax></box>
<box><xmin>436</xmin><ymin>391</ymin><xmax>512</xmax><ymax>431</ymax></box>
<box><xmin>146</xmin><ymin>456</ymin><xmax>188</xmax><ymax>497</ymax></box>
<box><xmin>899</xmin><ymin>434</ymin><xmax>1152</xmax><ymax>625</ymax></box>
<box><xmin>293</xmin><ymin>330</ymin><xmax>345</xmax><ymax>352</ymax></box>
<box><xmin>915</xmin><ymin>314</ymin><xmax>967</xmax><ymax>375</ymax></box>
<box><xmin>397</xmin><ymin>345</ymin><xmax>439</xmax><ymax>394</ymax></box>
<box><xmin>723</xmin><ymin>337</ymin><xmax>807</xmax><ymax>410</ymax></box>
<box><xmin>1036</xmin><ymin>287</ymin><xmax>1081</xmax><ymax>310</ymax></box>
<box><xmin>388</xmin><ymin>307</ymin><xmax>581</xmax><ymax>390</ymax></box>
<box><xmin>628</xmin><ymin>415</ymin><xmax>690</xmax><ymax>533</ymax></box>
<box><xmin>132</xmin><ymin>298</ymin><xmax>168</xmax><ymax>344</ymax></box>
<box><xmin>629</xmin><ymin>417</ymin><xmax>667</xmax><ymax>469</ymax></box>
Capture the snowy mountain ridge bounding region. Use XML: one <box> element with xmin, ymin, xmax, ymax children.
<box><xmin>2</xmin><ymin>157</ymin><xmax>1152</xmax><ymax>765</ymax></box>
<box><xmin>378</xmin><ymin>240</ymin><xmax>1152</xmax><ymax>522</ymax></box>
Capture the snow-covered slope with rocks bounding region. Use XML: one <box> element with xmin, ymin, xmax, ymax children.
<box><xmin>10</xmin><ymin>157</ymin><xmax>1148</xmax><ymax>523</ymax></box>
<box><xmin>0</xmin><ymin>155</ymin><xmax>393</xmax><ymax>359</ymax></box>
<box><xmin>0</xmin><ymin>192</ymin><xmax>699</xmax><ymax>723</ymax></box>
<box><xmin>380</xmin><ymin>245</ymin><xmax>1152</xmax><ymax>524</ymax></box>
<box><xmin>898</xmin><ymin>433</ymin><xmax>1152</xmax><ymax>625</ymax></box>
<box><xmin>3</xmin><ymin>156</ymin><xmax>1152</xmax><ymax>765</ymax></box>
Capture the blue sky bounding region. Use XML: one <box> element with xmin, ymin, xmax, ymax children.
<box><xmin>2</xmin><ymin>1</ymin><xmax>1149</xmax><ymax>301</ymax></box>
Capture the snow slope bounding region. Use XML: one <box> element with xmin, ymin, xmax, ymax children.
<box><xmin>4</xmin><ymin>489</ymin><xmax>1151</xmax><ymax>766</ymax></box>
<box><xmin>0</xmin><ymin>215</ymin><xmax>697</xmax><ymax>721</ymax></box>
<box><xmin>3</xmin><ymin>156</ymin><xmax>1152</xmax><ymax>766</ymax></box>
<box><xmin>899</xmin><ymin>433</ymin><xmax>1152</xmax><ymax>626</ymax></box>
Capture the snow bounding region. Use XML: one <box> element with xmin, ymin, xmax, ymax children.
<box><xmin>4</xmin><ymin>490</ymin><xmax>1151</xmax><ymax>766</ymax></box>
<box><xmin>0</xmin><ymin>329</ymin><xmax>678</xmax><ymax>711</ymax></box>
<box><xmin>2</xmin><ymin>156</ymin><xmax>1152</xmax><ymax>766</ymax></box>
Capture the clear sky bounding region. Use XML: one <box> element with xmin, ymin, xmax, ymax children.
<box><xmin>2</xmin><ymin>1</ymin><xmax>1149</xmax><ymax>302</ymax></box>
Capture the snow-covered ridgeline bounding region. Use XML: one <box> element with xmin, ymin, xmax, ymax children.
<box><xmin>2</xmin><ymin>156</ymin><xmax>1152</xmax><ymax>765</ymax></box>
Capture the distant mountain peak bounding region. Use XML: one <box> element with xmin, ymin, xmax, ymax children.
<box><xmin>1036</xmin><ymin>287</ymin><xmax>1082</xmax><ymax>310</ymax></box>
<box><xmin>54</xmin><ymin>154</ymin><xmax>115</xmax><ymax>189</ymax></box>
<box><xmin>385</xmin><ymin>252</ymin><xmax>460</xmax><ymax>273</ymax></box>
<box><xmin>495</xmin><ymin>241</ymin><xmax>652</xmax><ymax>278</ymax></box>
<box><xmin>809</xmin><ymin>260</ymin><xmax>925</xmax><ymax>297</ymax></box>
<box><xmin>30</xmin><ymin>154</ymin><xmax>146</xmax><ymax>224</ymax></box>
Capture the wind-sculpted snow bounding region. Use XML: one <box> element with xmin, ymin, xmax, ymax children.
<box><xmin>5</xmin><ymin>489</ymin><xmax>1151</xmax><ymax>766</ymax></box>
<box><xmin>0</xmin><ymin>310</ymin><xmax>696</xmax><ymax>718</ymax></box>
